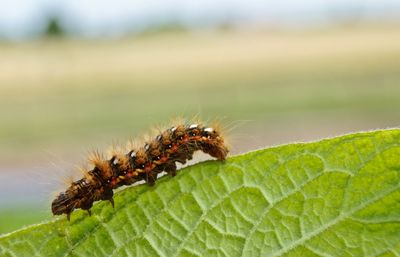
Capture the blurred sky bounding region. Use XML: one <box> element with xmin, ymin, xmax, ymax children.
<box><xmin>1</xmin><ymin>0</ymin><xmax>400</xmax><ymax>39</ymax></box>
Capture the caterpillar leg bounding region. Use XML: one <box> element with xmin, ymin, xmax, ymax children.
<box><xmin>109</xmin><ymin>198</ymin><xmax>115</xmax><ymax>208</ymax></box>
<box><xmin>146</xmin><ymin>172</ymin><xmax>156</xmax><ymax>186</ymax></box>
<box><xmin>165</xmin><ymin>162</ymin><xmax>177</xmax><ymax>177</ymax></box>
<box><xmin>99</xmin><ymin>188</ymin><xmax>115</xmax><ymax>208</ymax></box>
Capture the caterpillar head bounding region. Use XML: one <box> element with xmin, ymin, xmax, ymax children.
<box><xmin>200</xmin><ymin>127</ymin><xmax>229</xmax><ymax>160</ymax></box>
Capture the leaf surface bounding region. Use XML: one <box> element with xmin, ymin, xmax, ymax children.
<box><xmin>1</xmin><ymin>129</ymin><xmax>399</xmax><ymax>257</ymax></box>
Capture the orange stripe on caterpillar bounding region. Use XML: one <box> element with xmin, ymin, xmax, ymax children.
<box><xmin>51</xmin><ymin>123</ymin><xmax>228</xmax><ymax>220</ymax></box>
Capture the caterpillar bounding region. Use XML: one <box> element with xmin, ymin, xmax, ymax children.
<box><xmin>51</xmin><ymin>123</ymin><xmax>229</xmax><ymax>220</ymax></box>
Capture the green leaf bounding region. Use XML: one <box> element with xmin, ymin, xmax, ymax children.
<box><xmin>1</xmin><ymin>129</ymin><xmax>400</xmax><ymax>257</ymax></box>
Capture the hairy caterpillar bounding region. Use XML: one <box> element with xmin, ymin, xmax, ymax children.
<box><xmin>51</xmin><ymin>123</ymin><xmax>229</xmax><ymax>220</ymax></box>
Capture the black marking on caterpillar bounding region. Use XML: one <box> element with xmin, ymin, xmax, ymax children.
<box><xmin>51</xmin><ymin>123</ymin><xmax>229</xmax><ymax>220</ymax></box>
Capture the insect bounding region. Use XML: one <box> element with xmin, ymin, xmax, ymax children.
<box><xmin>51</xmin><ymin>123</ymin><xmax>229</xmax><ymax>220</ymax></box>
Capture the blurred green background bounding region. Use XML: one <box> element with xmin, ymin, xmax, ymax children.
<box><xmin>1</xmin><ymin>2</ymin><xmax>400</xmax><ymax>235</ymax></box>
